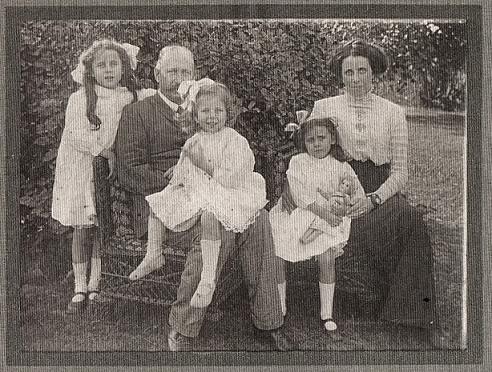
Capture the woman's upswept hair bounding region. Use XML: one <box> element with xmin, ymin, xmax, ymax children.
<box><xmin>293</xmin><ymin>117</ymin><xmax>347</xmax><ymax>162</ymax></box>
<box><xmin>80</xmin><ymin>39</ymin><xmax>139</xmax><ymax>130</ymax></box>
<box><xmin>194</xmin><ymin>83</ymin><xmax>236</xmax><ymax>128</ymax></box>
<box><xmin>328</xmin><ymin>39</ymin><xmax>389</xmax><ymax>87</ymax></box>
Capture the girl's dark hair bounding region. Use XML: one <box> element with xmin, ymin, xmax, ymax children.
<box><xmin>328</xmin><ymin>39</ymin><xmax>389</xmax><ymax>87</ymax></box>
<box><xmin>293</xmin><ymin>117</ymin><xmax>347</xmax><ymax>162</ymax></box>
<box><xmin>81</xmin><ymin>40</ymin><xmax>139</xmax><ymax>130</ymax></box>
<box><xmin>194</xmin><ymin>83</ymin><xmax>236</xmax><ymax>128</ymax></box>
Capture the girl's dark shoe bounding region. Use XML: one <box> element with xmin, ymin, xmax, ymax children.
<box><xmin>66</xmin><ymin>292</ymin><xmax>87</xmax><ymax>314</ymax></box>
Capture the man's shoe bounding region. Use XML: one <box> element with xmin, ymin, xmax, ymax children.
<box><xmin>255</xmin><ymin>327</ymin><xmax>297</xmax><ymax>351</ymax></box>
<box><xmin>168</xmin><ymin>329</ymin><xmax>192</xmax><ymax>351</ymax></box>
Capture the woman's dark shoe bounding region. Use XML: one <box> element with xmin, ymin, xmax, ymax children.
<box><xmin>66</xmin><ymin>292</ymin><xmax>87</xmax><ymax>314</ymax></box>
<box><xmin>168</xmin><ymin>329</ymin><xmax>193</xmax><ymax>351</ymax></box>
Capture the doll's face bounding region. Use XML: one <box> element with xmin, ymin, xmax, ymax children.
<box><xmin>339</xmin><ymin>178</ymin><xmax>353</xmax><ymax>194</ymax></box>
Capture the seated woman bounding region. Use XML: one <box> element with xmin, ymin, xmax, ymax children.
<box><xmin>285</xmin><ymin>40</ymin><xmax>440</xmax><ymax>342</ymax></box>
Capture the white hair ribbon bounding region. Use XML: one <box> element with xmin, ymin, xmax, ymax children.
<box><xmin>177</xmin><ymin>78</ymin><xmax>216</xmax><ymax>112</ymax></box>
<box><xmin>71</xmin><ymin>42</ymin><xmax>140</xmax><ymax>85</ymax></box>
<box><xmin>284</xmin><ymin>110</ymin><xmax>310</xmax><ymax>137</ymax></box>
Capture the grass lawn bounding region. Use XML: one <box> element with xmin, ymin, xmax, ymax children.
<box><xmin>19</xmin><ymin>112</ymin><xmax>465</xmax><ymax>352</ymax></box>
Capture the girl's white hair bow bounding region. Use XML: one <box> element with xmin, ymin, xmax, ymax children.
<box><xmin>71</xmin><ymin>42</ymin><xmax>140</xmax><ymax>85</ymax></box>
<box><xmin>284</xmin><ymin>110</ymin><xmax>310</xmax><ymax>138</ymax></box>
<box><xmin>177</xmin><ymin>78</ymin><xmax>217</xmax><ymax>112</ymax></box>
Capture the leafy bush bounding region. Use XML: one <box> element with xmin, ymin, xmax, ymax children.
<box><xmin>19</xmin><ymin>20</ymin><xmax>466</xmax><ymax>265</ymax></box>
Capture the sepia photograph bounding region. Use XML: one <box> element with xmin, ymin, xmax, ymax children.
<box><xmin>0</xmin><ymin>1</ymin><xmax>487</xmax><ymax>369</ymax></box>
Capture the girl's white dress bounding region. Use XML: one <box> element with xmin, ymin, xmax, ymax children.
<box><xmin>52</xmin><ymin>85</ymin><xmax>155</xmax><ymax>226</ymax></box>
<box><xmin>146</xmin><ymin>127</ymin><xmax>267</xmax><ymax>233</ymax></box>
<box><xmin>270</xmin><ymin>153</ymin><xmax>365</xmax><ymax>262</ymax></box>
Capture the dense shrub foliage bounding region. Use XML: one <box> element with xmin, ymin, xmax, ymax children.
<box><xmin>19</xmin><ymin>20</ymin><xmax>466</xmax><ymax>260</ymax></box>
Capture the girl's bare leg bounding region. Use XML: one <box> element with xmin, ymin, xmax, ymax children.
<box><xmin>129</xmin><ymin>211</ymin><xmax>167</xmax><ymax>280</ymax></box>
<box><xmin>318</xmin><ymin>250</ymin><xmax>337</xmax><ymax>331</ymax></box>
<box><xmin>190</xmin><ymin>211</ymin><xmax>221</xmax><ymax>308</ymax></box>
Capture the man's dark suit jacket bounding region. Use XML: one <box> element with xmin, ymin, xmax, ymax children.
<box><xmin>115</xmin><ymin>92</ymin><xmax>188</xmax><ymax>237</ymax></box>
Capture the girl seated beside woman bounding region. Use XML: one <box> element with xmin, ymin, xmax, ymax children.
<box><xmin>270</xmin><ymin>113</ymin><xmax>366</xmax><ymax>332</ymax></box>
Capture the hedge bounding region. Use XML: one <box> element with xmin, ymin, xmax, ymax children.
<box><xmin>19</xmin><ymin>19</ymin><xmax>466</xmax><ymax>263</ymax></box>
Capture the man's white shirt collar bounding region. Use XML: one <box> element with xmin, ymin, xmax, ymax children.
<box><xmin>157</xmin><ymin>90</ymin><xmax>184</xmax><ymax>112</ymax></box>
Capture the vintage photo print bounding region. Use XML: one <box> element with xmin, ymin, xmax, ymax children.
<box><xmin>1</xmin><ymin>1</ymin><xmax>485</xmax><ymax>369</ymax></box>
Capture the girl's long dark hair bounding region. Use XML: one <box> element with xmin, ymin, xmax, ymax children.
<box><xmin>81</xmin><ymin>40</ymin><xmax>139</xmax><ymax>130</ymax></box>
<box><xmin>293</xmin><ymin>117</ymin><xmax>347</xmax><ymax>162</ymax></box>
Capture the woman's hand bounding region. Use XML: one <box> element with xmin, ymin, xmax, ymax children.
<box><xmin>347</xmin><ymin>196</ymin><xmax>372</xmax><ymax>218</ymax></box>
<box><xmin>328</xmin><ymin>194</ymin><xmax>348</xmax><ymax>217</ymax></box>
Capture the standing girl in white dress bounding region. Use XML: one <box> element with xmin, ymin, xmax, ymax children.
<box><xmin>135</xmin><ymin>81</ymin><xmax>267</xmax><ymax>308</ymax></box>
<box><xmin>52</xmin><ymin>39</ymin><xmax>154</xmax><ymax>313</ymax></box>
<box><xmin>270</xmin><ymin>115</ymin><xmax>366</xmax><ymax>331</ymax></box>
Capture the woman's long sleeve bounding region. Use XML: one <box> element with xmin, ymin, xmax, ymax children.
<box><xmin>375</xmin><ymin>107</ymin><xmax>408</xmax><ymax>202</ymax></box>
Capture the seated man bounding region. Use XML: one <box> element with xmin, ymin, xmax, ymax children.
<box><xmin>114</xmin><ymin>45</ymin><xmax>294</xmax><ymax>351</ymax></box>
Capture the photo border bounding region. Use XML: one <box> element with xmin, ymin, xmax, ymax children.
<box><xmin>0</xmin><ymin>1</ymin><xmax>487</xmax><ymax>369</ymax></box>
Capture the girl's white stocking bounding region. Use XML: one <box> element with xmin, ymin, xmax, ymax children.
<box><xmin>72</xmin><ymin>262</ymin><xmax>88</xmax><ymax>302</ymax></box>
<box><xmin>87</xmin><ymin>257</ymin><xmax>101</xmax><ymax>300</ymax></box>
<box><xmin>129</xmin><ymin>215</ymin><xmax>166</xmax><ymax>280</ymax></box>
<box><xmin>319</xmin><ymin>282</ymin><xmax>337</xmax><ymax>331</ymax></box>
<box><xmin>190</xmin><ymin>239</ymin><xmax>220</xmax><ymax>308</ymax></box>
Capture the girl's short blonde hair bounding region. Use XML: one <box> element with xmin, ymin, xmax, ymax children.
<box><xmin>194</xmin><ymin>83</ymin><xmax>236</xmax><ymax>128</ymax></box>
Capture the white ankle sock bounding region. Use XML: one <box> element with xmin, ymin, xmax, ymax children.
<box><xmin>88</xmin><ymin>257</ymin><xmax>101</xmax><ymax>292</ymax></box>
<box><xmin>145</xmin><ymin>214</ymin><xmax>166</xmax><ymax>260</ymax></box>
<box><xmin>72</xmin><ymin>262</ymin><xmax>88</xmax><ymax>298</ymax></box>
<box><xmin>277</xmin><ymin>282</ymin><xmax>287</xmax><ymax>316</ymax></box>
<box><xmin>319</xmin><ymin>282</ymin><xmax>335</xmax><ymax>320</ymax></box>
<box><xmin>200</xmin><ymin>240</ymin><xmax>221</xmax><ymax>284</ymax></box>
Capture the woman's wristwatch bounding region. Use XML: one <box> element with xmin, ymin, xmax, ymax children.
<box><xmin>369</xmin><ymin>193</ymin><xmax>382</xmax><ymax>208</ymax></box>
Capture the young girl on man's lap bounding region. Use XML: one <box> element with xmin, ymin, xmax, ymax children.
<box><xmin>270</xmin><ymin>116</ymin><xmax>366</xmax><ymax>331</ymax></box>
<box><xmin>52</xmin><ymin>39</ymin><xmax>154</xmax><ymax>313</ymax></box>
<box><xmin>131</xmin><ymin>82</ymin><xmax>267</xmax><ymax>308</ymax></box>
